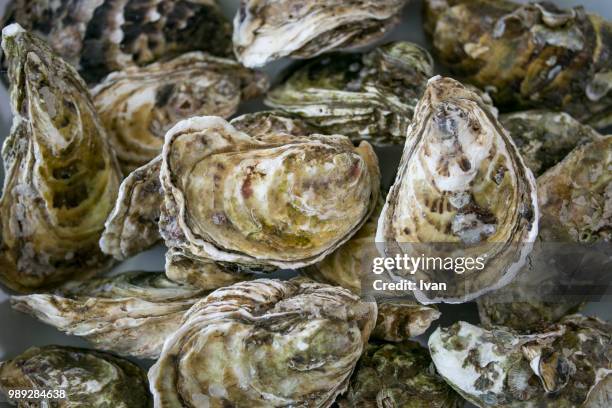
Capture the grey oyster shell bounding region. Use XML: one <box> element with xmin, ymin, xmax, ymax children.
<box><xmin>148</xmin><ymin>278</ymin><xmax>377</xmax><ymax>407</ymax></box>
<box><xmin>159</xmin><ymin>115</ymin><xmax>380</xmax><ymax>270</ymax></box>
<box><xmin>266</xmin><ymin>42</ymin><xmax>434</xmax><ymax>145</ymax></box>
<box><xmin>92</xmin><ymin>52</ymin><xmax>269</xmax><ymax>173</ymax></box>
<box><xmin>3</xmin><ymin>0</ymin><xmax>233</xmax><ymax>83</ymax></box>
<box><xmin>501</xmin><ymin>111</ymin><xmax>603</xmax><ymax>176</ymax></box>
<box><xmin>100</xmin><ymin>157</ymin><xmax>163</xmax><ymax>261</ymax></box>
<box><xmin>376</xmin><ymin>76</ymin><xmax>539</xmax><ymax>303</ymax></box>
<box><xmin>233</xmin><ymin>0</ymin><xmax>408</xmax><ymax>67</ymax></box>
<box><xmin>477</xmin><ymin>135</ymin><xmax>611</xmax><ymax>332</ymax></box>
<box><xmin>0</xmin><ymin>345</ymin><xmax>151</xmax><ymax>407</ymax></box>
<box><xmin>424</xmin><ymin>0</ymin><xmax>612</xmax><ymax>129</ymax></box>
<box><xmin>11</xmin><ymin>271</ymin><xmax>209</xmax><ymax>359</ymax></box>
<box><xmin>429</xmin><ymin>315</ymin><xmax>612</xmax><ymax>408</ymax></box>
<box><xmin>338</xmin><ymin>341</ymin><xmax>463</xmax><ymax>408</ymax></box>
<box><xmin>0</xmin><ymin>24</ymin><xmax>122</xmax><ymax>293</ymax></box>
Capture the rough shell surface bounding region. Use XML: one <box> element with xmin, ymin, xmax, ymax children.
<box><xmin>233</xmin><ymin>0</ymin><xmax>407</xmax><ymax>67</ymax></box>
<box><xmin>0</xmin><ymin>24</ymin><xmax>121</xmax><ymax>293</ymax></box>
<box><xmin>424</xmin><ymin>0</ymin><xmax>612</xmax><ymax>128</ymax></box>
<box><xmin>159</xmin><ymin>115</ymin><xmax>380</xmax><ymax>270</ymax></box>
<box><xmin>477</xmin><ymin>135</ymin><xmax>611</xmax><ymax>332</ymax></box>
<box><xmin>148</xmin><ymin>278</ymin><xmax>377</xmax><ymax>407</ymax></box>
<box><xmin>11</xmin><ymin>271</ymin><xmax>209</xmax><ymax>359</ymax></box>
<box><xmin>501</xmin><ymin>111</ymin><xmax>603</xmax><ymax>176</ymax></box>
<box><xmin>3</xmin><ymin>0</ymin><xmax>233</xmax><ymax>83</ymax></box>
<box><xmin>338</xmin><ymin>341</ymin><xmax>463</xmax><ymax>408</ymax></box>
<box><xmin>429</xmin><ymin>315</ymin><xmax>612</xmax><ymax>407</ymax></box>
<box><xmin>376</xmin><ymin>76</ymin><xmax>539</xmax><ymax>303</ymax></box>
<box><xmin>100</xmin><ymin>157</ymin><xmax>163</xmax><ymax>260</ymax></box>
<box><xmin>0</xmin><ymin>345</ymin><xmax>152</xmax><ymax>407</ymax></box>
<box><xmin>266</xmin><ymin>42</ymin><xmax>434</xmax><ymax>146</ymax></box>
<box><xmin>92</xmin><ymin>52</ymin><xmax>269</xmax><ymax>173</ymax></box>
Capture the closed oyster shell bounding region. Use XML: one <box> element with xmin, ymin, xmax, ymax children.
<box><xmin>424</xmin><ymin>0</ymin><xmax>612</xmax><ymax>128</ymax></box>
<box><xmin>477</xmin><ymin>135</ymin><xmax>611</xmax><ymax>332</ymax></box>
<box><xmin>428</xmin><ymin>315</ymin><xmax>612</xmax><ymax>408</ymax></box>
<box><xmin>0</xmin><ymin>24</ymin><xmax>121</xmax><ymax>292</ymax></box>
<box><xmin>501</xmin><ymin>111</ymin><xmax>603</xmax><ymax>176</ymax></box>
<box><xmin>3</xmin><ymin>0</ymin><xmax>232</xmax><ymax>83</ymax></box>
<box><xmin>159</xmin><ymin>115</ymin><xmax>380</xmax><ymax>270</ymax></box>
<box><xmin>266</xmin><ymin>42</ymin><xmax>434</xmax><ymax>145</ymax></box>
<box><xmin>0</xmin><ymin>345</ymin><xmax>151</xmax><ymax>407</ymax></box>
<box><xmin>92</xmin><ymin>52</ymin><xmax>269</xmax><ymax>173</ymax></box>
<box><xmin>100</xmin><ymin>157</ymin><xmax>163</xmax><ymax>260</ymax></box>
<box><xmin>148</xmin><ymin>278</ymin><xmax>377</xmax><ymax>407</ymax></box>
<box><xmin>233</xmin><ymin>0</ymin><xmax>408</xmax><ymax>67</ymax></box>
<box><xmin>376</xmin><ymin>76</ymin><xmax>539</xmax><ymax>303</ymax></box>
<box><xmin>11</xmin><ymin>271</ymin><xmax>209</xmax><ymax>359</ymax></box>
<box><xmin>338</xmin><ymin>341</ymin><xmax>463</xmax><ymax>408</ymax></box>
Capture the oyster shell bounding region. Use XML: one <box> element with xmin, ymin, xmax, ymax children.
<box><xmin>0</xmin><ymin>345</ymin><xmax>151</xmax><ymax>407</ymax></box>
<box><xmin>477</xmin><ymin>136</ymin><xmax>611</xmax><ymax>332</ymax></box>
<box><xmin>11</xmin><ymin>271</ymin><xmax>210</xmax><ymax>359</ymax></box>
<box><xmin>376</xmin><ymin>76</ymin><xmax>539</xmax><ymax>303</ymax></box>
<box><xmin>233</xmin><ymin>0</ymin><xmax>408</xmax><ymax>67</ymax></box>
<box><xmin>338</xmin><ymin>341</ymin><xmax>463</xmax><ymax>408</ymax></box>
<box><xmin>3</xmin><ymin>0</ymin><xmax>232</xmax><ymax>83</ymax></box>
<box><xmin>148</xmin><ymin>278</ymin><xmax>377</xmax><ymax>407</ymax></box>
<box><xmin>371</xmin><ymin>300</ymin><xmax>441</xmax><ymax>342</ymax></box>
<box><xmin>424</xmin><ymin>0</ymin><xmax>612</xmax><ymax>128</ymax></box>
<box><xmin>92</xmin><ymin>52</ymin><xmax>269</xmax><ymax>173</ymax></box>
<box><xmin>100</xmin><ymin>157</ymin><xmax>163</xmax><ymax>260</ymax></box>
<box><xmin>0</xmin><ymin>24</ymin><xmax>121</xmax><ymax>292</ymax></box>
<box><xmin>266</xmin><ymin>42</ymin><xmax>434</xmax><ymax>145</ymax></box>
<box><xmin>428</xmin><ymin>315</ymin><xmax>612</xmax><ymax>407</ymax></box>
<box><xmin>159</xmin><ymin>115</ymin><xmax>380</xmax><ymax>270</ymax></box>
<box><xmin>501</xmin><ymin>111</ymin><xmax>603</xmax><ymax>176</ymax></box>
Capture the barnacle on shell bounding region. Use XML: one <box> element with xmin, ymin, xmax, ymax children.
<box><xmin>92</xmin><ymin>52</ymin><xmax>269</xmax><ymax>173</ymax></box>
<box><xmin>377</xmin><ymin>76</ymin><xmax>539</xmax><ymax>303</ymax></box>
<box><xmin>424</xmin><ymin>0</ymin><xmax>612</xmax><ymax>128</ymax></box>
<box><xmin>266</xmin><ymin>42</ymin><xmax>434</xmax><ymax>145</ymax></box>
<box><xmin>233</xmin><ymin>0</ymin><xmax>408</xmax><ymax>67</ymax></box>
<box><xmin>11</xmin><ymin>271</ymin><xmax>210</xmax><ymax>359</ymax></box>
<box><xmin>429</xmin><ymin>315</ymin><xmax>611</xmax><ymax>407</ymax></box>
<box><xmin>3</xmin><ymin>0</ymin><xmax>233</xmax><ymax>83</ymax></box>
<box><xmin>0</xmin><ymin>345</ymin><xmax>152</xmax><ymax>407</ymax></box>
<box><xmin>0</xmin><ymin>24</ymin><xmax>121</xmax><ymax>293</ymax></box>
<box><xmin>149</xmin><ymin>278</ymin><xmax>377</xmax><ymax>407</ymax></box>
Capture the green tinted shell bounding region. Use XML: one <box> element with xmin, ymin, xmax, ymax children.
<box><xmin>0</xmin><ymin>346</ymin><xmax>152</xmax><ymax>407</ymax></box>
<box><xmin>0</xmin><ymin>24</ymin><xmax>121</xmax><ymax>292</ymax></box>
<box><xmin>338</xmin><ymin>341</ymin><xmax>463</xmax><ymax>408</ymax></box>
<box><xmin>424</xmin><ymin>0</ymin><xmax>612</xmax><ymax>128</ymax></box>
<box><xmin>266</xmin><ymin>42</ymin><xmax>434</xmax><ymax>145</ymax></box>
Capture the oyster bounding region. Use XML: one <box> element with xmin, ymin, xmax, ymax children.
<box><xmin>3</xmin><ymin>0</ymin><xmax>232</xmax><ymax>83</ymax></box>
<box><xmin>266</xmin><ymin>42</ymin><xmax>434</xmax><ymax>145</ymax></box>
<box><xmin>501</xmin><ymin>111</ymin><xmax>603</xmax><ymax>176</ymax></box>
<box><xmin>233</xmin><ymin>0</ymin><xmax>408</xmax><ymax>67</ymax></box>
<box><xmin>424</xmin><ymin>0</ymin><xmax>612</xmax><ymax>128</ymax></box>
<box><xmin>338</xmin><ymin>341</ymin><xmax>463</xmax><ymax>408</ymax></box>
<box><xmin>159</xmin><ymin>115</ymin><xmax>380</xmax><ymax>270</ymax></box>
<box><xmin>0</xmin><ymin>345</ymin><xmax>151</xmax><ymax>407</ymax></box>
<box><xmin>11</xmin><ymin>271</ymin><xmax>210</xmax><ymax>359</ymax></box>
<box><xmin>0</xmin><ymin>24</ymin><xmax>121</xmax><ymax>293</ymax></box>
<box><xmin>371</xmin><ymin>300</ymin><xmax>441</xmax><ymax>342</ymax></box>
<box><xmin>477</xmin><ymin>136</ymin><xmax>611</xmax><ymax>332</ymax></box>
<box><xmin>100</xmin><ymin>157</ymin><xmax>163</xmax><ymax>260</ymax></box>
<box><xmin>376</xmin><ymin>76</ymin><xmax>539</xmax><ymax>303</ymax></box>
<box><xmin>148</xmin><ymin>278</ymin><xmax>377</xmax><ymax>407</ymax></box>
<box><xmin>92</xmin><ymin>52</ymin><xmax>269</xmax><ymax>173</ymax></box>
<box><xmin>428</xmin><ymin>315</ymin><xmax>612</xmax><ymax>407</ymax></box>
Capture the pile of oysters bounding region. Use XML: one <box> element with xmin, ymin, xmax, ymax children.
<box><xmin>0</xmin><ymin>0</ymin><xmax>610</xmax><ymax>407</ymax></box>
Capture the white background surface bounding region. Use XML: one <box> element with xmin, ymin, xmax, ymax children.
<box><xmin>0</xmin><ymin>0</ymin><xmax>610</xmax><ymax>403</ymax></box>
